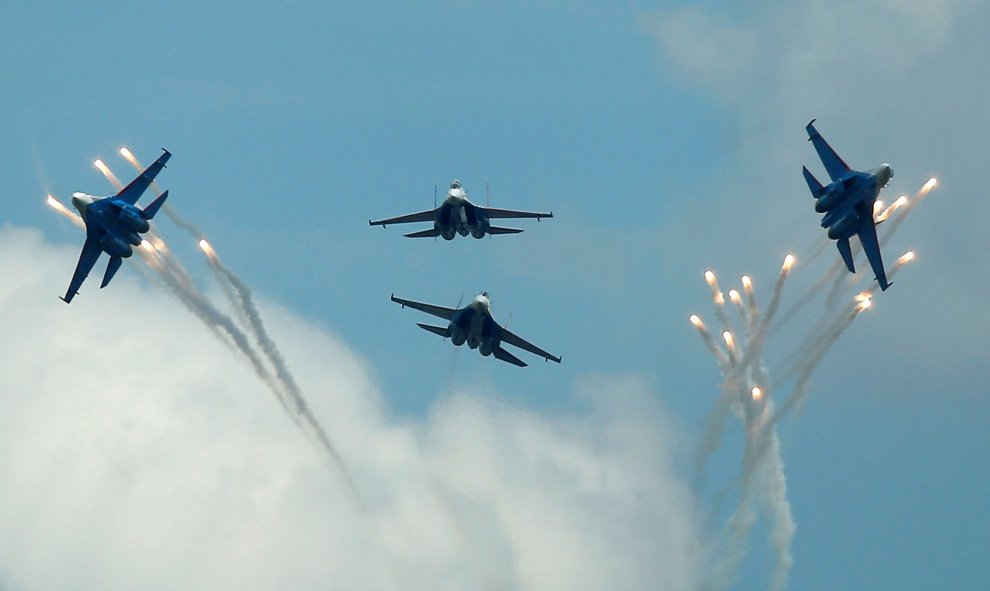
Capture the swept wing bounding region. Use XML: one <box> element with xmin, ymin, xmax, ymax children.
<box><xmin>369</xmin><ymin>209</ymin><xmax>437</xmax><ymax>227</ymax></box>
<box><xmin>499</xmin><ymin>325</ymin><xmax>561</xmax><ymax>363</ymax></box>
<box><xmin>116</xmin><ymin>149</ymin><xmax>171</xmax><ymax>205</ymax></box>
<box><xmin>481</xmin><ymin>206</ymin><xmax>553</xmax><ymax>220</ymax></box>
<box><xmin>61</xmin><ymin>229</ymin><xmax>103</xmax><ymax>303</ymax></box>
<box><xmin>856</xmin><ymin>213</ymin><xmax>891</xmax><ymax>290</ymax></box>
<box><xmin>390</xmin><ymin>294</ymin><xmax>457</xmax><ymax>321</ymax></box>
<box><xmin>806</xmin><ymin>119</ymin><xmax>850</xmax><ymax>182</ymax></box>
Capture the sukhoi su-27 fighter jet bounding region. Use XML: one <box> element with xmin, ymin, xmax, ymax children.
<box><xmin>60</xmin><ymin>149</ymin><xmax>171</xmax><ymax>303</ymax></box>
<box><xmin>390</xmin><ymin>291</ymin><xmax>561</xmax><ymax>367</ymax></box>
<box><xmin>803</xmin><ymin>120</ymin><xmax>894</xmax><ymax>290</ymax></box>
<box><xmin>369</xmin><ymin>180</ymin><xmax>552</xmax><ymax>240</ymax></box>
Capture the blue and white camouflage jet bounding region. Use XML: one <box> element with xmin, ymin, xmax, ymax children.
<box><xmin>803</xmin><ymin>120</ymin><xmax>894</xmax><ymax>290</ymax></box>
<box><xmin>369</xmin><ymin>180</ymin><xmax>552</xmax><ymax>240</ymax></box>
<box><xmin>60</xmin><ymin>149</ymin><xmax>171</xmax><ymax>303</ymax></box>
<box><xmin>390</xmin><ymin>291</ymin><xmax>561</xmax><ymax>367</ymax></box>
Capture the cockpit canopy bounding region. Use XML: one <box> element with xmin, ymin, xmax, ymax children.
<box><xmin>450</xmin><ymin>180</ymin><xmax>462</xmax><ymax>190</ymax></box>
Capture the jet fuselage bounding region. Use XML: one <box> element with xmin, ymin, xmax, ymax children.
<box><xmin>816</xmin><ymin>166</ymin><xmax>892</xmax><ymax>241</ymax></box>
<box><xmin>433</xmin><ymin>184</ymin><xmax>490</xmax><ymax>240</ymax></box>
<box><xmin>446</xmin><ymin>292</ymin><xmax>501</xmax><ymax>355</ymax></box>
<box><xmin>71</xmin><ymin>192</ymin><xmax>154</xmax><ymax>258</ymax></box>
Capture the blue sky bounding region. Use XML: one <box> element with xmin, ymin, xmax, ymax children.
<box><xmin>1</xmin><ymin>1</ymin><xmax>988</xmax><ymax>590</ymax></box>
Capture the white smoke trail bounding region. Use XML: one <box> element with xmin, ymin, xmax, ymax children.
<box><xmin>692</xmin><ymin>178</ymin><xmax>934</xmax><ymax>591</ymax></box>
<box><xmin>202</xmin><ymin>247</ymin><xmax>358</xmax><ymax>498</ymax></box>
<box><xmin>48</xmin><ymin>153</ymin><xmax>360</xmax><ymax>505</ymax></box>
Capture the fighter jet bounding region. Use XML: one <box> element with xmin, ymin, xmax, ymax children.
<box><xmin>369</xmin><ymin>180</ymin><xmax>552</xmax><ymax>240</ymax></box>
<box><xmin>390</xmin><ymin>291</ymin><xmax>561</xmax><ymax>367</ymax></box>
<box><xmin>803</xmin><ymin>120</ymin><xmax>894</xmax><ymax>290</ymax></box>
<box><xmin>60</xmin><ymin>149</ymin><xmax>171</xmax><ymax>303</ymax></box>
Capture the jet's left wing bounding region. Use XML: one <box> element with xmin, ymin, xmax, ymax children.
<box><xmin>390</xmin><ymin>294</ymin><xmax>457</xmax><ymax>320</ymax></box>
<box><xmin>369</xmin><ymin>209</ymin><xmax>437</xmax><ymax>227</ymax></box>
<box><xmin>855</xmin><ymin>214</ymin><xmax>891</xmax><ymax>291</ymax></box>
<box><xmin>61</xmin><ymin>230</ymin><xmax>103</xmax><ymax>303</ymax></box>
<box><xmin>481</xmin><ymin>207</ymin><xmax>553</xmax><ymax>220</ymax></box>
<box><xmin>116</xmin><ymin>149</ymin><xmax>171</xmax><ymax>205</ymax></box>
<box><xmin>499</xmin><ymin>326</ymin><xmax>561</xmax><ymax>364</ymax></box>
<box><xmin>806</xmin><ymin>119</ymin><xmax>850</xmax><ymax>182</ymax></box>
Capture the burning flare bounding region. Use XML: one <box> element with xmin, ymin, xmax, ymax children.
<box><xmin>722</xmin><ymin>330</ymin><xmax>735</xmax><ymax>350</ymax></box>
<box><xmin>728</xmin><ymin>289</ymin><xmax>742</xmax><ymax>305</ymax></box>
<box><xmin>751</xmin><ymin>386</ymin><xmax>763</xmax><ymax>401</ymax></box>
<box><xmin>198</xmin><ymin>239</ymin><xmax>217</xmax><ymax>260</ymax></box>
<box><xmin>782</xmin><ymin>254</ymin><xmax>795</xmax><ymax>272</ymax></box>
<box><xmin>897</xmin><ymin>251</ymin><xmax>915</xmax><ymax>265</ymax></box>
<box><xmin>690</xmin><ymin>314</ymin><xmax>704</xmax><ymax>327</ymax></box>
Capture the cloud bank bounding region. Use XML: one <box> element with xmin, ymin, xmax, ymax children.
<box><xmin>0</xmin><ymin>225</ymin><xmax>699</xmax><ymax>591</ymax></box>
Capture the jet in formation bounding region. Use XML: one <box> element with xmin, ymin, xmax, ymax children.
<box><xmin>60</xmin><ymin>149</ymin><xmax>172</xmax><ymax>303</ymax></box>
<box><xmin>369</xmin><ymin>180</ymin><xmax>552</xmax><ymax>240</ymax></box>
<box><xmin>390</xmin><ymin>291</ymin><xmax>561</xmax><ymax>367</ymax></box>
<box><xmin>802</xmin><ymin>120</ymin><xmax>894</xmax><ymax>290</ymax></box>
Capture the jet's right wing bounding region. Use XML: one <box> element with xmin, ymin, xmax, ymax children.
<box><xmin>855</xmin><ymin>214</ymin><xmax>891</xmax><ymax>291</ymax></box>
<box><xmin>369</xmin><ymin>209</ymin><xmax>437</xmax><ymax>227</ymax></box>
<box><xmin>116</xmin><ymin>149</ymin><xmax>171</xmax><ymax>206</ymax></box>
<box><xmin>481</xmin><ymin>207</ymin><xmax>553</xmax><ymax>220</ymax></box>
<box><xmin>806</xmin><ymin>120</ymin><xmax>850</xmax><ymax>182</ymax></box>
<box><xmin>499</xmin><ymin>326</ymin><xmax>561</xmax><ymax>364</ymax></box>
<box><xmin>61</xmin><ymin>229</ymin><xmax>103</xmax><ymax>303</ymax></box>
<box><xmin>390</xmin><ymin>294</ymin><xmax>457</xmax><ymax>320</ymax></box>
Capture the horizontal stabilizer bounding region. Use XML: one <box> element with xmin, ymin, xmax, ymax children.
<box><xmin>101</xmin><ymin>256</ymin><xmax>123</xmax><ymax>288</ymax></box>
<box><xmin>487</xmin><ymin>226</ymin><xmax>524</xmax><ymax>235</ymax></box>
<box><xmin>404</xmin><ymin>228</ymin><xmax>441</xmax><ymax>238</ymax></box>
<box><xmin>836</xmin><ymin>238</ymin><xmax>855</xmax><ymax>274</ymax></box>
<box><xmin>803</xmin><ymin>166</ymin><xmax>824</xmax><ymax>198</ymax></box>
<box><xmin>141</xmin><ymin>190</ymin><xmax>169</xmax><ymax>220</ymax></box>
<box><xmin>416</xmin><ymin>323</ymin><xmax>449</xmax><ymax>338</ymax></box>
<box><xmin>493</xmin><ymin>346</ymin><xmax>527</xmax><ymax>367</ymax></box>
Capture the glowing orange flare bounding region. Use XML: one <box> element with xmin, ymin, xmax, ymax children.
<box><xmin>715</xmin><ymin>291</ymin><xmax>725</xmax><ymax>305</ymax></box>
<box><xmin>728</xmin><ymin>289</ymin><xmax>742</xmax><ymax>304</ymax></box>
<box><xmin>873</xmin><ymin>200</ymin><xmax>884</xmax><ymax>214</ymax></box>
<box><xmin>856</xmin><ymin>298</ymin><xmax>872</xmax><ymax>312</ymax></box>
<box><xmin>46</xmin><ymin>195</ymin><xmax>59</xmax><ymax>208</ymax></box>
<box><xmin>120</xmin><ymin>146</ymin><xmax>142</xmax><ymax>169</ymax></box>
<box><xmin>751</xmin><ymin>386</ymin><xmax>763</xmax><ymax>401</ymax></box>
<box><xmin>897</xmin><ymin>251</ymin><xmax>915</xmax><ymax>264</ymax></box>
<box><xmin>895</xmin><ymin>195</ymin><xmax>908</xmax><ymax>207</ymax></box>
<box><xmin>783</xmin><ymin>254</ymin><xmax>795</xmax><ymax>271</ymax></box>
<box><xmin>704</xmin><ymin>270</ymin><xmax>716</xmax><ymax>285</ymax></box>
<box><xmin>689</xmin><ymin>314</ymin><xmax>703</xmax><ymax>327</ymax></box>
<box><xmin>198</xmin><ymin>239</ymin><xmax>213</xmax><ymax>254</ymax></box>
<box><xmin>922</xmin><ymin>177</ymin><xmax>937</xmax><ymax>192</ymax></box>
<box><xmin>140</xmin><ymin>239</ymin><xmax>154</xmax><ymax>252</ymax></box>
<box><xmin>741</xmin><ymin>275</ymin><xmax>753</xmax><ymax>292</ymax></box>
<box><xmin>722</xmin><ymin>331</ymin><xmax>734</xmax><ymax>349</ymax></box>
<box><xmin>94</xmin><ymin>159</ymin><xmax>106</xmax><ymax>170</ymax></box>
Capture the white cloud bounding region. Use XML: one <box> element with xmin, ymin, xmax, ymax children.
<box><xmin>0</xmin><ymin>225</ymin><xmax>699</xmax><ymax>591</ymax></box>
<box><xmin>644</xmin><ymin>0</ymin><xmax>990</xmax><ymax>374</ymax></box>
